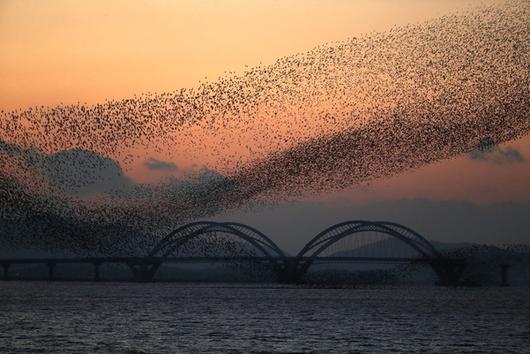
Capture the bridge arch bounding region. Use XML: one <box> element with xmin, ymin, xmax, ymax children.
<box><xmin>298</xmin><ymin>220</ymin><xmax>440</xmax><ymax>259</ymax></box>
<box><xmin>280</xmin><ymin>220</ymin><xmax>454</xmax><ymax>284</ymax></box>
<box><xmin>149</xmin><ymin>221</ymin><xmax>284</xmax><ymax>258</ymax></box>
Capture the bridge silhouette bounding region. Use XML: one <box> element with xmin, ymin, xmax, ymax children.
<box><xmin>0</xmin><ymin>220</ymin><xmax>468</xmax><ymax>285</ymax></box>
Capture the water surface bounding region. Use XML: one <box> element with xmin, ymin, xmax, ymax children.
<box><xmin>1</xmin><ymin>282</ymin><xmax>529</xmax><ymax>353</ymax></box>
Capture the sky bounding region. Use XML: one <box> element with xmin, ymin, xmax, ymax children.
<box><xmin>0</xmin><ymin>0</ymin><xmax>500</xmax><ymax>110</ymax></box>
<box><xmin>1</xmin><ymin>0</ymin><xmax>528</xmax><ymax>248</ymax></box>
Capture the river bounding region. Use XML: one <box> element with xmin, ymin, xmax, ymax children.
<box><xmin>1</xmin><ymin>282</ymin><xmax>529</xmax><ymax>353</ymax></box>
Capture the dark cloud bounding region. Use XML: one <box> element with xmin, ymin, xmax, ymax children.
<box><xmin>42</xmin><ymin>149</ymin><xmax>135</xmax><ymax>195</ymax></box>
<box><xmin>0</xmin><ymin>140</ymin><xmax>135</xmax><ymax>196</ymax></box>
<box><xmin>0</xmin><ymin>139</ymin><xmax>40</xmax><ymax>166</ymax></box>
<box><xmin>469</xmin><ymin>145</ymin><xmax>525</xmax><ymax>164</ymax></box>
<box><xmin>144</xmin><ymin>157</ymin><xmax>178</xmax><ymax>171</ymax></box>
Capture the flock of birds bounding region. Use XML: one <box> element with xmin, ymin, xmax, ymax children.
<box><xmin>0</xmin><ymin>2</ymin><xmax>529</xmax><ymax>256</ymax></box>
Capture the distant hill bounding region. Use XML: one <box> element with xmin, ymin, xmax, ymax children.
<box><xmin>328</xmin><ymin>238</ymin><xmax>475</xmax><ymax>258</ymax></box>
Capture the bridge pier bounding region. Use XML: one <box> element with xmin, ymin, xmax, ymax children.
<box><xmin>1</xmin><ymin>263</ymin><xmax>10</xmax><ymax>281</ymax></box>
<box><xmin>47</xmin><ymin>262</ymin><xmax>56</xmax><ymax>281</ymax></box>
<box><xmin>127</xmin><ymin>262</ymin><xmax>158</xmax><ymax>282</ymax></box>
<box><xmin>500</xmin><ymin>264</ymin><xmax>510</xmax><ymax>287</ymax></box>
<box><xmin>93</xmin><ymin>262</ymin><xmax>102</xmax><ymax>282</ymax></box>
<box><xmin>274</xmin><ymin>258</ymin><xmax>307</xmax><ymax>283</ymax></box>
<box><xmin>431</xmin><ymin>259</ymin><xmax>467</xmax><ymax>286</ymax></box>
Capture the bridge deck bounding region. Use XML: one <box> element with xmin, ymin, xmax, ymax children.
<box><xmin>0</xmin><ymin>256</ymin><xmax>433</xmax><ymax>265</ymax></box>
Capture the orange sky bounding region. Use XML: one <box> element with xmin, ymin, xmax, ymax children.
<box><xmin>0</xmin><ymin>0</ymin><xmax>499</xmax><ymax>110</ymax></box>
<box><xmin>1</xmin><ymin>0</ymin><xmax>528</xmax><ymax>204</ymax></box>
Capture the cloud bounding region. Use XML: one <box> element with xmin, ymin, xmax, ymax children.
<box><xmin>0</xmin><ymin>140</ymin><xmax>135</xmax><ymax>196</ymax></box>
<box><xmin>144</xmin><ymin>157</ymin><xmax>178</xmax><ymax>171</ymax></box>
<box><xmin>468</xmin><ymin>145</ymin><xmax>524</xmax><ymax>164</ymax></box>
<box><xmin>42</xmin><ymin>149</ymin><xmax>135</xmax><ymax>195</ymax></box>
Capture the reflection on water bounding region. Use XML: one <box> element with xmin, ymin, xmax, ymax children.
<box><xmin>1</xmin><ymin>282</ymin><xmax>529</xmax><ymax>353</ymax></box>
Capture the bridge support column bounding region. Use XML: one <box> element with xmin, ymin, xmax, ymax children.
<box><xmin>431</xmin><ymin>259</ymin><xmax>467</xmax><ymax>286</ymax></box>
<box><xmin>47</xmin><ymin>262</ymin><xmax>56</xmax><ymax>281</ymax></box>
<box><xmin>1</xmin><ymin>263</ymin><xmax>10</xmax><ymax>281</ymax></box>
<box><xmin>127</xmin><ymin>262</ymin><xmax>158</xmax><ymax>282</ymax></box>
<box><xmin>500</xmin><ymin>264</ymin><xmax>509</xmax><ymax>287</ymax></box>
<box><xmin>275</xmin><ymin>258</ymin><xmax>306</xmax><ymax>284</ymax></box>
<box><xmin>93</xmin><ymin>262</ymin><xmax>102</xmax><ymax>282</ymax></box>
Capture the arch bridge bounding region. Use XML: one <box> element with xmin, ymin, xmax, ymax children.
<box><xmin>127</xmin><ymin>221</ymin><xmax>285</xmax><ymax>281</ymax></box>
<box><xmin>126</xmin><ymin>220</ymin><xmax>465</xmax><ymax>285</ymax></box>
<box><xmin>0</xmin><ymin>221</ymin><xmax>467</xmax><ymax>285</ymax></box>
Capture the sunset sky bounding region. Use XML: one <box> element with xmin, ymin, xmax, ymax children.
<box><xmin>1</xmin><ymin>0</ymin><xmax>529</xmax><ymax>247</ymax></box>
<box><xmin>1</xmin><ymin>0</ymin><xmax>498</xmax><ymax>110</ymax></box>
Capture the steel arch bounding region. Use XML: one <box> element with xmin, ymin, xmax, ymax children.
<box><xmin>375</xmin><ymin>221</ymin><xmax>440</xmax><ymax>257</ymax></box>
<box><xmin>149</xmin><ymin>221</ymin><xmax>218</xmax><ymax>257</ymax></box>
<box><xmin>220</xmin><ymin>222</ymin><xmax>285</xmax><ymax>257</ymax></box>
<box><xmin>298</xmin><ymin>221</ymin><xmax>439</xmax><ymax>259</ymax></box>
<box><xmin>149</xmin><ymin>221</ymin><xmax>284</xmax><ymax>258</ymax></box>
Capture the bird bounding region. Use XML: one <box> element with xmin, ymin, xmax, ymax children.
<box><xmin>0</xmin><ymin>1</ymin><xmax>528</xmax><ymax>258</ymax></box>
